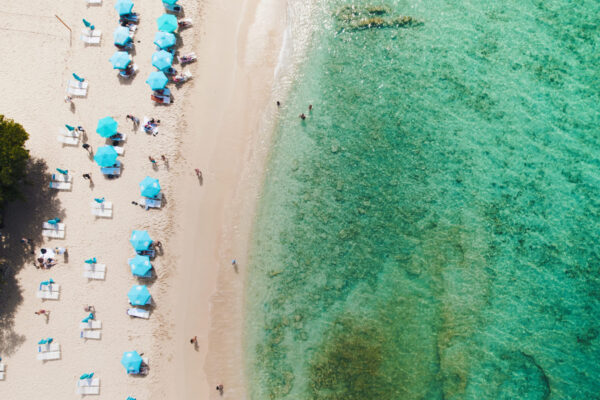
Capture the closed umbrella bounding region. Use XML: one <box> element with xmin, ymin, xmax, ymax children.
<box><xmin>84</xmin><ymin>258</ymin><xmax>97</xmax><ymax>264</ymax></box>
<box><xmin>156</xmin><ymin>14</ymin><xmax>178</xmax><ymax>32</ymax></box>
<box><xmin>151</xmin><ymin>50</ymin><xmax>173</xmax><ymax>71</ymax></box>
<box><xmin>121</xmin><ymin>351</ymin><xmax>143</xmax><ymax>374</ymax></box>
<box><xmin>65</xmin><ymin>124</ymin><xmax>75</xmax><ymax>131</ymax></box>
<box><xmin>47</xmin><ymin>218</ymin><xmax>60</xmax><ymax>225</ymax></box>
<box><xmin>94</xmin><ymin>146</ymin><xmax>118</xmax><ymax>167</ymax></box>
<box><xmin>113</xmin><ymin>26</ymin><xmax>132</xmax><ymax>46</ymax></box>
<box><xmin>94</xmin><ymin>198</ymin><xmax>105</xmax><ymax>203</ymax></box>
<box><xmin>56</xmin><ymin>168</ymin><xmax>68</xmax><ymax>175</ymax></box>
<box><xmin>130</xmin><ymin>230</ymin><xmax>152</xmax><ymax>251</ymax></box>
<box><xmin>82</xmin><ymin>19</ymin><xmax>94</xmax><ymax>30</ymax></box>
<box><xmin>129</xmin><ymin>255</ymin><xmax>152</xmax><ymax>277</ymax></box>
<box><xmin>139</xmin><ymin>176</ymin><xmax>161</xmax><ymax>198</ymax></box>
<box><xmin>145</xmin><ymin>71</ymin><xmax>168</xmax><ymax>90</ymax></box>
<box><xmin>114</xmin><ymin>0</ymin><xmax>134</xmax><ymax>16</ymax></box>
<box><xmin>110</xmin><ymin>51</ymin><xmax>131</xmax><ymax>70</ymax></box>
<box><xmin>127</xmin><ymin>285</ymin><xmax>151</xmax><ymax>306</ymax></box>
<box><xmin>72</xmin><ymin>73</ymin><xmax>85</xmax><ymax>82</ymax></box>
<box><xmin>153</xmin><ymin>31</ymin><xmax>176</xmax><ymax>50</ymax></box>
<box><xmin>96</xmin><ymin>117</ymin><xmax>118</xmax><ymax>138</ymax></box>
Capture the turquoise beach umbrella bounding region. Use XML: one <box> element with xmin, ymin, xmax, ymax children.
<box><xmin>121</xmin><ymin>351</ymin><xmax>143</xmax><ymax>373</ymax></box>
<box><xmin>110</xmin><ymin>51</ymin><xmax>131</xmax><ymax>70</ymax></box>
<box><xmin>84</xmin><ymin>257</ymin><xmax>97</xmax><ymax>264</ymax></box>
<box><xmin>65</xmin><ymin>124</ymin><xmax>75</xmax><ymax>131</ymax></box>
<box><xmin>114</xmin><ymin>0</ymin><xmax>134</xmax><ymax>16</ymax></box>
<box><xmin>145</xmin><ymin>71</ymin><xmax>168</xmax><ymax>90</ymax></box>
<box><xmin>156</xmin><ymin>14</ymin><xmax>178</xmax><ymax>32</ymax></box>
<box><xmin>94</xmin><ymin>145</ymin><xmax>118</xmax><ymax>167</ymax></box>
<box><xmin>113</xmin><ymin>26</ymin><xmax>132</xmax><ymax>46</ymax></box>
<box><xmin>163</xmin><ymin>0</ymin><xmax>178</xmax><ymax>5</ymax></box>
<box><xmin>56</xmin><ymin>168</ymin><xmax>68</xmax><ymax>175</ymax></box>
<box><xmin>72</xmin><ymin>73</ymin><xmax>85</xmax><ymax>82</ymax></box>
<box><xmin>130</xmin><ymin>230</ymin><xmax>152</xmax><ymax>251</ymax></box>
<box><xmin>127</xmin><ymin>285</ymin><xmax>151</xmax><ymax>306</ymax></box>
<box><xmin>153</xmin><ymin>31</ymin><xmax>176</xmax><ymax>50</ymax></box>
<box><xmin>129</xmin><ymin>255</ymin><xmax>152</xmax><ymax>277</ymax></box>
<box><xmin>96</xmin><ymin>116</ymin><xmax>118</xmax><ymax>138</ymax></box>
<box><xmin>152</xmin><ymin>50</ymin><xmax>173</xmax><ymax>71</ymax></box>
<box><xmin>139</xmin><ymin>176</ymin><xmax>161</xmax><ymax>198</ymax></box>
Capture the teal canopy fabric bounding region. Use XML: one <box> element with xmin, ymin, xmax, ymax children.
<box><xmin>96</xmin><ymin>117</ymin><xmax>118</xmax><ymax>138</ymax></box>
<box><xmin>114</xmin><ymin>0</ymin><xmax>134</xmax><ymax>15</ymax></box>
<box><xmin>127</xmin><ymin>285</ymin><xmax>151</xmax><ymax>306</ymax></box>
<box><xmin>130</xmin><ymin>230</ymin><xmax>152</xmax><ymax>251</ymax></box>
<box><xmin>145</xmin><ymin>71</ymin><xmax>168</xmax><ymax>90</ymax></box>
<box><xmin>113</xmin><ymin>27</ymin><xmax>132</xmax><ymax>46</ymax></box>
<box><xmin>129</xmin><ymin>255</ymin><xmax>152</xmax><ymax>277</ymax></box>
<box><xmin>121</xmin><ymin>351</ymin><xmax>143</xmax><ymax>373</ymax></box>
<box><xmin>153</xmin><ymin>31</ymin><xmax>176</xmax><ymax>49</ymax></box>
<box><xmin>94</xmin><ymin>146</ymin><xmax>118</xmax><ymax>167</ymax></box>
<box><xmin>139</xmin><ymin>176</ymin><xmax>161</xmax><ymax>198</ymax></box>
<box><xmin>152</xmin><ymin>50</ymin><xmax>173</xmax><ymax>71</ymax></box>
<box><xmin>110</xmin><ymin>51</ymin><xmax>131</xmax><ymax>70</ymax></box>
<box><xmin>156</xmin><ymin>14</ymin><xmax>178</xmax><ymax>32</ymax></box>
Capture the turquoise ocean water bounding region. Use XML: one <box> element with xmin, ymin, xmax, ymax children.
<box><xmin>245</xmin><ymin>0</ymin><xmax>600</xmax><ymax>398</ymax></box>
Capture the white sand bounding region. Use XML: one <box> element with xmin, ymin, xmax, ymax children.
<box><xmin>0</xmin><ymin>0</ymin><xmax>286</xmax><ymax>398</ymax></box>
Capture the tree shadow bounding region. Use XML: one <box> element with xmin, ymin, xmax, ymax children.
<box><xmin>0</xmin><ymin>157</ymin><xmax>64</xmax><ymax>356</ymax></box>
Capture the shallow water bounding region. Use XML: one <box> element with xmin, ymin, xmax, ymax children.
<box><xmin>245</xmin><ymin>0</ymin><xmax>600</xmax><ymax>398</ymax></box>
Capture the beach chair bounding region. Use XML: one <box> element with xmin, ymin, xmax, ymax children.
<box><xmin>37</xmin><ymin>342</ymin><xmax>61</xmax><ymax>361</ymax></box>
<box><xmin>79</xmin><ymin>320</ymin><xmax>102</xmax><ymax>330</ymax></box>
<box><xmin>37</xmin><ymin>283</ymin><xmax>60</xmax><ymax>300</ymax></box>
<box><xmin>42</xmin><ymin>222</ymin><xmax>65</xmax><ymax>231</ymax></box>
<box><xmin>69</xmin><ymin>80</ymin><xmax>89</xmax><ymax>89</ymax></box>
<box><xmin>49</xmin><ymin>181</ymin><xmax>71</xmax><ymax>190</ymax></box>
<box><xmin>127</xmin><ymin>308</ymin><xmax>150</xmax><ymax>319</ymax></box>
<box><xmin>83</xmin><ymin>263</ymin><xmax>106</xmax><ymax>280</ymax></box>
<box><xmin>164</xmin><ymin>3</ymin><xmax>182</xmax><ymax>13</ymax></box>
<box><xmin>51</xmin><ymin>174</ymin><xmax>72</xmax><ymax>182</ymax></box>
<box><xmin>82</xmin><ymin>28</ymin><xmax>102</xmax><ymax>38</ymax></box>
<box><xmin>0</xmin><ymin>363</ymin><xmax>5</xmax><ymax>380</ymax></box>
<box><xmin>59</xmin><ymin>127</ymin><xmax>81</xmax><ymax>138</ymax></box>
<box><xmin>151</xmin><ymin>94</ymin><xmax>171</xmax><ymax>104</ymax></box>
<box><xmin>81</xmin><ymin>32</ymin><xmax>101</xmax><ymax>45</ymax></box>
<box><xmin>86</xmin><ymin>0</ymin><xmax>102</xmax><ymax>5</ymax></box>
<box><xmin>42</xmin><ymin>229</ymin><xmax>65</xmax><ymax>239</ymax></box>
<box><xmin>76</xmin><ymin>378</ymin><xmax>100</xmax><ymax>395</ymax></box>
<box><xmin>80</xmin><ymin>330</ymin><xmax>101</xmax><ymax>340</ymax></box>
<box><xmin>100</xmin><ymin>161</ymin><xmax>121</xmax><ymax>176</ymax></box>
<box><xmin>91</xmin><ymin>201</ymin><xmax>113</xmax><ymax>217</ymax></box>
<box><xmin>67</xmin><ymin>86</ymin><xmax>87</xmax><ymax>97</ymax></box>
<box><xmin>139</xmin><ymin>197</ymin><xmax>162</xmax><ymax>210</ymax></box>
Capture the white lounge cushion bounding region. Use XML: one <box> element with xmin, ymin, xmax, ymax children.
<box><xmin>37</xmin><ymin>351</ymin><xmax>61</xmax><ymax>361</ymax></box>
<box><xmin>42</xmin><ymin>222</ymin><xmax>65</xmax><ymax>230</ymax></box>
<box><xmin>127</xmin><ymin>308</ymin><xmax>149</xmax><ymax>319</ymax></box>
<box><xmin>42</xmin><ymin>229</ymin><xmax>65</xmax><ymax>239</ymax></box>
<box><xmin>49</xmin><ymin>181</ymin><xmax>71</xmax><ymax>190</ymax></box>
<box><xmin>83</xmin><ymin>263</ymin><xmax>106</xmax><ymax>280</ymax></box>
<box><xmin>79</xmin><ymin>320</ymin><xmax>102</xmax><ymax>330</ymax></box>
<box><xmin>80</xmin><ymin>330</ymin><xmax>101</xmax><ymax>339</ymax></box>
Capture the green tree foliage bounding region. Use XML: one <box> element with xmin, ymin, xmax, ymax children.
<box><xmin>0</xmin><ymin>115</ymin><xmax>29</xmax><ymax>217</ymax></box>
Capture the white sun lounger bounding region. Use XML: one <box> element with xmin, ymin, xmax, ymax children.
<box><xmin>81</xmin><ymin>34</ymin><xmax>100</xmax><ymax>44</ymax></box>
<box><xmin>42</xmin><ymin>229</ymin><xmax>65</xmax><ymax>239</ymax></box>
<box><xmin>69</xmin><ymin>80</ymin><xmax>89</xmax><ymax>89</ymax></box>
<box><xmin>67</xmin><ymin>86</ymin><xmax>87</xmax><ymax>97</ymax></box>
<box><xmin>86</xmin><ymin>0</ymin><xmax>102</xmax><ymax>5</ymax></box>
<box><xmin>83</xmin><ymin>263</ymin><xmax>106</xmax><ymax>280</ymax></box>
<box><xmin>0</xmin><ymin>363</ymin><xmax>5</xmax><ymax>380</ymax></box>
<box><xmin>80</xmin><ymin>330</ymin><xmax>101</xmax><ymax>340</ymax></box>
<box><xmin>37</xmin><ymin>351</ymin><xmax>61</xmax><ymax>361</ymax></box>
<box><xmin>51</xmin><ymin>174</ymin><xmax>73</xmax><ymax>182</ymax></box>
<box><xmin>112</xmin><ymin>146</ymin><xmax>124</xmax><ymax>155</ymax></box>
<box><xmin>57</xmin><ymin>136</ymin><xmax>80</xmax><ymax>145</ymax></box>
<box><xmin>82</xmin><ymin>28</ymin><xmax>102</xmax><ymax>37</ymax></box>
<box><xmin>139</xmin><ymin>197</ymin><xmax>161</xmax><ymax>210</ymax></box>
<box><xmin>37</xmin><ymin>284</ymin><xmax>60</xmax><ymax>300</ymax></box>
<box><xmin>42</xmin><ymin>222</ymin><xmax>65</xmax><ymax>230</ymax></box>
<box><xmin>38</xmin><ymin>342</ymin><xmax>60</xmax><ymax>353</ymax></box>
<box><xmin>59</xmin><ymin>127</ymin><xmax>81</xmax><ymax>137</ymax></box>
<box><xmin>127</xmin><ymin>308</ymin><xmax>149</xmax><ymax>319</ymax></box>
<box><xmin>76</xmin><ymin>378</ymin><xmax>100</xmax><ymax>394</ymax></box>
<box><xmin>79</xmin><ymin>320</ymin><xmax>102</xmax><ymax>330</ymax></box>
<box><xmin>91</xmin><ymin>201</ymin><xmax>113</xmax><ymax>217</ymax></box>
<box><xmin>49</xmin><ymin>181</ymin><xmax>71</xmax><ymax>190</ymax></box>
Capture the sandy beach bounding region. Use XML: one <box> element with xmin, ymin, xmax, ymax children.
<box><xmin>0</xmin><ymin>0</ymin><xmax>286</xmax><ymax>398</ymax></box>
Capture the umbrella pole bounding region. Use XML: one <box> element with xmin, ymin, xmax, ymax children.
<box><xmin>55</xmin><ymin>15</ymin><xmax>71</xmax><ymax>47</ymax></box>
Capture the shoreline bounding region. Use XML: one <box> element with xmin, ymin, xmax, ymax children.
<box><xmin>164</xmin><ymin>0</ymin><xmax>290</xmax><ymax>398</ymax></box>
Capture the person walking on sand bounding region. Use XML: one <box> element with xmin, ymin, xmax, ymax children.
<box><xmin>83</xmin><ymin>173</ymin><xmax>92</xmax><ymax>181</ymax></box>
<box><xmin>190</xmin><ymin>336</ymin><xmax>197</xmax><ymax>345</ymax></box>
<box><xmin>309</xmin><ymin>104</ymin><xmax>313</xmax><ymax>112</ymax></box>
<box><xmin>299</xmin><ymin>113</ymin><xmax>306</xmax><ymax>120</ymax></box>
<box><xmin>126</xmin><ymin>114</ymin><xmax>140</xmax><ymax>126</ymax></box>
<box><xmin>149</xmin><ymin>156</ymin><xmax>157</xmax><ymax>165</ymax></box>
<box><xmin>35</xmin><ymin>309</ymin><xmax>49</xmax><ymax>316</ymax></box>
<box><xmin>216</xmin><ymin>384</ymin><xmax>224</xmax><ymax>395</ymax></box>
<box><xmin>161</xmin><ymin>155</ymin><xmax>167</xmax><ymax>163</ymax></box>
<box><xmin>195</xmin><ymin>168</ymin><xmax>202</xmax><ymax>177</ymax></box>
<box><xmin>82</xmin><ymin>143</ymin><xmax>91</xmax><ymax>152</ymax></box>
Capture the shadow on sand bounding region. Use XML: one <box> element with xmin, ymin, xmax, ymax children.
<box><xmin>0</xmin><ymin>158</ymin><xmax>64</xmax><ymax>356</ymax></box>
